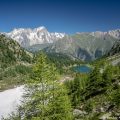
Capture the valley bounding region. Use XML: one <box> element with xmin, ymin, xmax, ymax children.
<box><xmin>1</xmin><ymin>0</ymin><xmax>120</xmax><ymax>119</ymax></box>
<box><xmin>0</xmin><ymin>28</ymin><xmax>120</xmax><ymax>120</ymax></box>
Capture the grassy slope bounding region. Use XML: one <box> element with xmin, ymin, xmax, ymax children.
<box><xmin>0</xmin><ymin>34</ymin><xmax>33</xmax><ymax>91</ymax></box>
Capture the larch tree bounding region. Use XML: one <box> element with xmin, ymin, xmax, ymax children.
<box><xmin>18</xmin><ymin>52</ymin><xmax>73</xmax><ymax>120</ymax></box>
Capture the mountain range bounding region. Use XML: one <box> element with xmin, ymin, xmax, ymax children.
<box><xmin>4</xmin><ymin>26</ymin><xmax>65</xmax><ymax>47</ymax></box>
<box><xmin>2</xmin><ymin>27</ymin><xmax>120</xmax><ymax>61</ymax></box>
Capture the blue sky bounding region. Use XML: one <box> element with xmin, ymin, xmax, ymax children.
<box><xmin>0</xmin><ymin>0</ymin><xmax>120</xmax><ymax>34</ymax></box>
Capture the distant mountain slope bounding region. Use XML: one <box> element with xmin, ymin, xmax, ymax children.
<box><xmin>107</xmin><ymin>40</ymin><xmax>120</xmax><ymax>56</ymax></box>
<box><xmin>106</xmin><ymin>40</ymin><xmax>120</xmax><ymax>65</ymax></box>
<box><xmin>26</xmin><ymin>43</ymin><xmax>52</xmax><ymax>52</ymax></box>
<box><xmin>0</xmin><ymin>34</ymin><xmax>32</xmax><ymax>68</ymax></box>
<box><xmin>44</xmin><ymin>33</ymin><xmax>118</xmax><ymax>61</ymax></box>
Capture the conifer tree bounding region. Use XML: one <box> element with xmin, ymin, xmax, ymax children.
<box><xmin>19</xmin><ymin>52</ymin><xmax>73</xmax><ymax>120</ymax></box>
<box><xmin>84</xmin><ymin>66</ymin><xmax>104</xmax><ymax>99</ymax></box>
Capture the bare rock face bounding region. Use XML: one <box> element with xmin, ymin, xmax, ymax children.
<box><xmin>107</xmin><ymin>40</ymin><xmax>120</xmax><ymax>56</ymax></box>
<box><xmin>73</xmin><ymin>109</ymin><xmax>87</xmax><ymax>118</ymax></box>
<box><xmin>108</xmin><ymin>29</ymin><xmax>120</xmax><ymax>39</ymax></box>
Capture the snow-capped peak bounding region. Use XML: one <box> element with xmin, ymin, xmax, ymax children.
<box><xmin>5</xmin><ymin>26</ymin><xmax>66</xmax><ymax>47</ymax></box>
<box><xmin>33</xmin><ymin>26</ymin><xmax>47</xmax><ymax>32</ymax></box>
<box><xmin>89</xmin><ymin>29</ymin><xmax>120</xmax><ymax>39</ymax></box>
<box><xmin>108</xmin><ymin>29</ymin><xmax>120</xmax><ymax>39</ymax></box>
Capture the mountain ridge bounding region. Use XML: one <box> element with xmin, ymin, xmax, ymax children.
<box><xmin>4</xmin><ymin>26</ymin><xmax>66</xmax><ymax>47</ymax></box>
<box><xmin>3</xmin><ymin>27</ymin><xmax>120</xmax><ymax>48</ymax></box>
<box><xmin>44</xmin><ymin>33</ymin><xmax>118</xmax><ymax>61</ymax></box>
<box><xmin>2</xmin><ymin>27</ymin><xmax>120</xmax><ymax>61</ymax></box>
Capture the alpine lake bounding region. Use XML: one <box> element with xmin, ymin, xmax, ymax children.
<box><xmin>73</xmin><ymin>65</ymin><xmax>92</xmax><ymax>73</ymax></box>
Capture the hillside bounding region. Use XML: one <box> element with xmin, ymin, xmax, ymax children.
<box><xmin>0</xmin><ymin>34</ymin><xmax>32</xmax><ymax>67</ymax></box>
<box><xmin>0</xmin><ymin>34</ymin><xmax>33</xmax><ymax>91</ymax></box>
<box><xmin>45</xmin><ymin>52</ymin><xmax>84</xmax><ymax>74</ymax></box>
<box><xmin>64</xmin><ymin>46</ymin><xmax>120</xmax><ymax>120</ymax></box>
<box><xmin>65</xmin><ymin>65</ymin><xmax>120</xmax><ymax>120</ymax></box>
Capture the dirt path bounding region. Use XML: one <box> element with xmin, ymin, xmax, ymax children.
<box><xmin>59</xmin><ymin>75</ymin><xmax>74</xmax><ymax>83</ymax></box>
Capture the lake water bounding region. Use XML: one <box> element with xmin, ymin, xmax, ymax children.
<box><xmin>0</xmin><ymin>86</ymin><xmax>24</xmax><ymax>119</ymax></box>
<box><xmin>73</xmin><ymin>65</ymin><xmax>91</xmax><ymax>73</ymax></box>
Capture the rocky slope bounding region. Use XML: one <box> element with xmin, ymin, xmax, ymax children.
<box><xmin>44</xmin><ymin>33</ymin><xmax>118</xmax><ymax>61</ymax></box>
<box><xmin>106</xmin><ymin>40</ymin><xmax>120</xmax><ymax>65</ymax></box>
<box><xmin>107</xmin><ymin>40</ymin><xmax>120</xmax><ymax>56</ymax></box>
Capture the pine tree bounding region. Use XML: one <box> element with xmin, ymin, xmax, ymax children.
<box><xmin>19</xmin><ymin>52</ymin><xmax>73</xmax><ymax>120</ymax></box>
<box><xmin>84</xmin><ymin>66</ymin><xmax>105</xmax><ymax>99</ymax></box>
<box><xmin>102</xmin><ymin>65</ymin><xmax>113</xmax><ymax>85</ymax></box>
<box><xmin>47</xmin><ymin>84</ymin><xmax>73</xmax><ymax>120</ymax></box>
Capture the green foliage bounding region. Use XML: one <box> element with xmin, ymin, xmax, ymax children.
<box><xmin>0</xmin><ymin>64</ymin><xmax>32</xmax><ymax>91</ymax></box>
<box><xmin>84</xmin><ymin>67</ymin><xmax>106</xmax><ymax>100</ymax></box>
<box><xmin>65</xmin><ymin>64</ymin><xmax>120</xmax><ymax>119</ymax></box>
<box><xmin>16</xmin><ymin>52</ymin><xmax>73</xmax><ymax>120</ymax></box>
<box><xmin>47</xmin><ymin>85</ymin><xmax>73</xmax><ymax>120</ymax></box>
<box><xmin>102</xmin><ymin>65</ymin><xmax>114</xmax><ymax>85</ymax></box>
<box><xmin>65</xmin><ymin>75</ymin><xmax>87</xmax><ymax>107</ymax></box>
<box><xmin>91</xmin><ymin>58</ymin><xmax>106</xmax><ymax>67</ymax></box>
<box><xmin>0</xmin><ymin>34</ymin><xmax>32</xmax><ymax>68</ymax></box>
<box><xmin>21</xmin><ymin>50</ymin><xmax>32</xmax><ymax>63</ymax></box>
<box><xmin>0</xmin><ymin>34</ymin><xmax>33</xmax><ymax>90</ymax></box>
<box><xmin>110</xmin><ymin>88</ymin><xmax>120</xmax><ymax>106</ymax></box>
<box><xmin>45</xmin><ymin>53</ymin><xmax>81</xmax><ymax>74</ymax></box>
<box><xmin>15</xmin><ymin>65</ymin><xmax>32</xmax><ymax>75</ymax></box>
<box><xmin>0</xmin><ymin>65</ymin><xmax>32</xmax><ymax>80</ymax></box>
